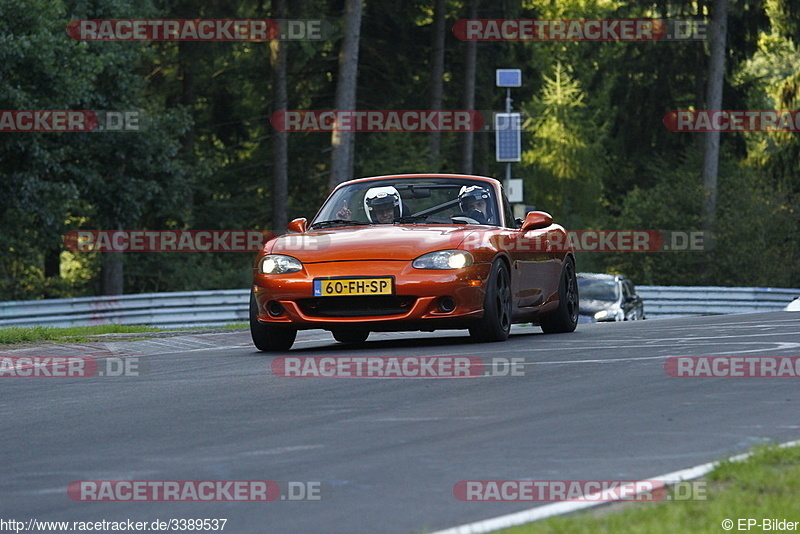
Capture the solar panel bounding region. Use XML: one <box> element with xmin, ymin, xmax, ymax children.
<box><xmin>495</xmin><ymin>113</ymin><xmax>521</xmax><ymax>162</ymax></box>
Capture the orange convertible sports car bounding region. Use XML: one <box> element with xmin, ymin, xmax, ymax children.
<box><xmin>250</xmin><ymin>174</ymin><xmax>578</xmax><ymax>351</ymax></box>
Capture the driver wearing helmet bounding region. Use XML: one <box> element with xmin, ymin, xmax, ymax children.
<box><xmin>364</xmin><ymin>186</ymin><xmax>403</xmax><ymax>223</ymax></box>
<box><xmin>458</xmin><ymin>185</ymin><xmax>495</xmax><ymax>224</ymax></box>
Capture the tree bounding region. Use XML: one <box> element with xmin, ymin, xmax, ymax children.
<box><xmin>1</xmin><ymin>0</ymin><xmax>796</xmax><ymax>300</ymax></box>
<box><xmin>428</xmin><ymin>0</ymin><xmax>446</xmax><ymax>170</ymax></box>
<box><xmin>520</xmin><ymin>62</ymin><xmax>606</xmax><ymax>227</ymax></box>
<box><xmin>329</xmin><ymin>0</ymin><xmax>364</xmax><ymax>189</ymax></box>
<box><xmin>460</xmin><ymin>0</ymin><xmax>479</xmax><ymax>174</ymax></box>
<box><xmin>701</xmin><ymin>0</ymin><xmax>730</xmax><ymax>236</ymax></box>
<box><xmin>271</xmin><ymin>0</ymin><xmax>289</xmax><ymax>233</ymax></box>
<box><xmin>0</xmin><ymin>0</ymin><xmax>191</xmax><ymax>297</ymax></box>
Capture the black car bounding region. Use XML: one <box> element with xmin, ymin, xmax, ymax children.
<box><xmin>577</xmin><ymin>273</ymin><xmax>645</xmax><ymax>323</ymax></box>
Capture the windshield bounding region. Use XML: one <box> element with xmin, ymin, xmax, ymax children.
<box><xmin>311</xmin><ymin>177</ymin><xmax>501</xmax><ymax>228</ymax></box>
<box><xmin>578</xmin><ymin>278</ymin><xmax>620</xmax><ymax>302</ymax></box>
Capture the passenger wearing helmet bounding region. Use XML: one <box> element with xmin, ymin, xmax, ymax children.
<box><xmin>458</xmin><ymin>185</ymin><xmax>495</xmax><ymax>224</ymax></box>
<box><xmin>364</xmin><ymin>186</ymin><xmax>403</xmax><ymax>223</ymax></box>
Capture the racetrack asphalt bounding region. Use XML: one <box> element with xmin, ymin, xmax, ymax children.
<box><xmin>1</xmin><ymin>312</ymin><xmax>799</xmax><ymax>533</ymax></box>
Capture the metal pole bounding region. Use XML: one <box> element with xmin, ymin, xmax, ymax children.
<box><xmin>506</xmin><ymin>88</ymin><xmax>512</xmax><ymax>181</ymax></box>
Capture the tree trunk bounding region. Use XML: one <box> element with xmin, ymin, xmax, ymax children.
<box><xmin>694</xmin><ymin>0</ymin><xmax>706</xmax><ymax>151</ymax></box>
<box><xmin>179</xmin><ymin>43</ymin><xmax>196</xmax><ymax>160</ymax></box>
<box><xmin>44</xmin><ymin>248</ymin><xmax>60</xmax><ymax>279</ymax></box>
<box><xmin>101</xmin><ymin>253</ymin><xmax>124</xmax><ymax>295</ymax></box>
<box><xmin>460</xmin><ymin>0</ymin><xmax>478</xmax><ymax>174</ymax></box>
<box><xmin>329</xmin><ymin>0</ymin><xmax>363</xmax><ymax>189</ymax></box>
<box><xmin>429</xmin><ymin>0</ymin><xmax>446</xmax><ymax>171</ymax></box>
<box><xmin>178</xmin><ymin>41</ymin><xmax>197</xmax><ymax>217</ymax></box>
<box><xmin>701</xmin><ymin>0</ymin><xmax>728</xmax><ymax>237</ymax></box>
<box><xmin>478</xmin><ymin>127</ymin><xmax>489</xmax><ymax>176</ymax></box>
<box><xmin>271</xmin><ymin>0</ymin><xmax>289</xmax><ymax>233</ymax></box>
<box><xmin>101</xmin><ymin>222</ymin><xmax>124</xmax><ymax>295</ymax></box>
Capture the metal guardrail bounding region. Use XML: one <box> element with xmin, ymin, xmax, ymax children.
<box><xmin>0</xmin><ymin>289</ymin><xmax>251</xmax><ymax>329</ymax></box>
<box><xmin>0</xmin><ymin>286</ymin><xmax>797</xmax><ymax>329</ymax></box>
<box><xmin>638</xmin><ymin>286</ymin><xmax>799</xmax><ymax>319</ymax></box>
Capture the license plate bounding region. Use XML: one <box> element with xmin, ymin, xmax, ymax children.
<box><xmin>313</xmin><ymin>277</ymin><xmax>393</xmax><ymax>297</ymax></box>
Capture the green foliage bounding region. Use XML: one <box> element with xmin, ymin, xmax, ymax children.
<box><xmin>597</xmin><ymin>148</ymin><xmax>799</xmax><ymax>287</ymax></box>
<box><xmin>520</xmin><ymin>61</ymin><xmax>607</xmax><ymax>228</ymax></box>
<box><xmin>0</xmin><ymin>0</ymin><xmax>797</xmax><ymax>300</ymax></box>
<box><xmin>355</xmin><ymin>134</ymin><xmax>433</xmax><ymax>177</ymax></box>
<box><xmin>0</xmin><ymin>0</ymin><xmax>193</xmax><ymax>299</ymax></box>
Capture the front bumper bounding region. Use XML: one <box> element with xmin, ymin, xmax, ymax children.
<box><xmin>253</xmin><ymin>260</ymin><xmax>492</xmax><ymax>330</ymax></box>
<box><xmin>578</xmin><ymin>311</ymin><xmax>621</xmax><ymax>323</ymax></box>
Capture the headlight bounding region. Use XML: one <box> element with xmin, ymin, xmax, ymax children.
<box><xmin>594</xmin><ymin>308</ymin><xmax>623</xmax><ymax>321</ymax></box>
<box><xmin>412</xmin><ymin>250</ymin><xmax>473</xmax><ymax>270</ymax></box>
<box><xmin>259</xmin><ymin>254</ymin><xmax>302</xmax><ymax>274</ymax></box>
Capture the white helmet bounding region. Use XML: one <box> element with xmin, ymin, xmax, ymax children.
<box><xmin>364</xmin><ymin>186</ymin><xmax>402</xmax><ymax>222</ymax></box>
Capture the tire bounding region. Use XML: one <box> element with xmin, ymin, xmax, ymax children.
<box><xmin>332</xmin><ymin>328</ymin><xmax>369</xmax><ymax>344</ymax></box>
<box><xmin>540</xmin><ymin>256</ymin><xmax>578</xmax><ymax>334</ymax></box>
<box><xmin>250</xmin><ymin>294</ymin><xmax>297</xmax><ymax>351</ymax></box>
<box><xmin>469</xmin><ymin>260</ymin><xmax>512</xmax><ymax>342</ymax></box>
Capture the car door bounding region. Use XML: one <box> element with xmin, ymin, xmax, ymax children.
<box><xmin>622</xmin><ymin>279</ymin><xmax>642</xmax><ymax>320</ymax></box>
<box><xmin>626</xmin><ymin>279</ymin><xmax>644</xmax><ymax>319</ymax></box>
<box><xmin>620</xmin><ymin>280</ymin><xmax>633</xmax><ymax>319</ymax></box>
<box><xmin>505</xmin><ymin>202</ymin><xmax>562</xmax><ymax>309</ymax></box>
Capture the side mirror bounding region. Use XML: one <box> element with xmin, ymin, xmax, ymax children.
<box><xmin>287</xmin><ymin>217</ymin><xmax>308</xmax><ymax>233</ymax></box>
<box><xmin>520</xmin><ymin>211</ymin><xmax>553</xmax><ymax>232</ymax></box>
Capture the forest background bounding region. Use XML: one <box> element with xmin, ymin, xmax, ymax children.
<box><xmin>1</xmin><ymin>0</ymin><xmax>798</xmax><ymax>300</ymax></box>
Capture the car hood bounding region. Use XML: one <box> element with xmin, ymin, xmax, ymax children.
<box><xmin>267</xmin><ymin>225</ymin><xmax>475</xmax><ymax>262</ymax></box>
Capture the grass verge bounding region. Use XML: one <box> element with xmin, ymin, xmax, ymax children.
<box><xmin>0</xmin><ymin>323</ymin><xmax>246</xmax><ymax>345</ymax></box>
<box><xmin>500</xmin><ymin>443</ymin><xmax>800</xmax><ymax>534</ymax></box>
